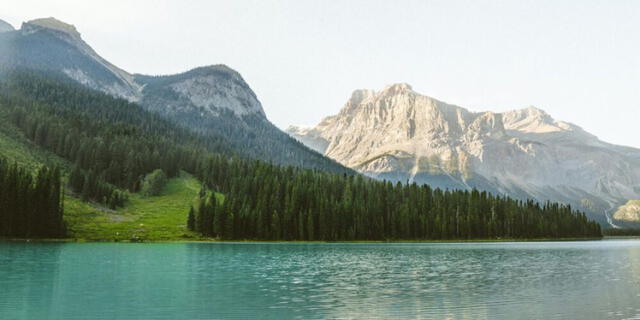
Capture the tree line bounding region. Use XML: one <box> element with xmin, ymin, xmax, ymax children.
<box><xmin>602</xmin><ymin>228</ymin><xmax>640</xmax><ymax>236</ymax></box>
<box><xmin>135</xmin><ymin>68</ymin><xmax>351</xmax><ymax>174</ymax></box>
<box><xmin>0</xmin><ymin>71</ymin><xmax>603</xmax><ymax>240</ymax></box>
<box><xmin>189</xmin><ymin>157</ymin><xmax>602</xmax><ymax>240</ymax></box>
<box><xmin>0</xmin><ymin>72</ymin><xmax>209</xmax><ymax>207</ymax></box>
<box><xmin>0</xmin><ymin>157</ymin><xmax>65</xmax><ymax>238</ymax></box>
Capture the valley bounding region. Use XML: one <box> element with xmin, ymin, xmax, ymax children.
<box><xmin>0</xmin><ymin>71</ymin><xmax>601</xmax><ymax>241</ymax></box>
<box><xmin>2</xmin><ymin>4</ymin><xmax>639</xmax><ymax>320</ymax></box>
<box><xmin>0</xmin><ymin>16</ymin><xmax>621</xmax><ymax>242</ymax></box>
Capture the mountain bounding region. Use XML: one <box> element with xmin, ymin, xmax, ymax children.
<box><xmin>134</xmin><ymin>66</ymin><xmax>265</xmax><ymax>118</ymax></box>
<box><xmin>613</xmin><ymin>200</ymin><xmax>640</xmax><ymax>222</ymax></box>
<box><xmin>0</xmin><ymin>17</ymin><xmax>348</xmax><ymax>173</ymax></box>
<box><xmin>0</xmin><ymin>18</ymin><xmax>141</xmax><ymax>100</ymax></box>
<box><xmin>0</xmin><ymin>19</ymin><xmax>14</xmax><ymax>33</ymax></box>
<box><xmin>0</xmin><ymin>73</ymin><xmax>602</xmax><ymax>241</ymax></box>
<box><xmin>287</xmin><ymin>83</ymin><xmax>640</xmax><ymax>225</ymax></box>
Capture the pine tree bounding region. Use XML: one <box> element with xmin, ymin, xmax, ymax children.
<box><xmin>187</xmin><ymin>206</ymin><xmax>196</xmax><ymax>231</ymax></box>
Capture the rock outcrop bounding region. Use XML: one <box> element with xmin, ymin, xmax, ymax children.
<box><xmin>288</xmin><ymin>84</ymin><xmax>640</xmax><ymax>224</ymax></box>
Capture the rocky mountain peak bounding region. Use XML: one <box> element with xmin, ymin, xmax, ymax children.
<box><xmin>502</xmin><ymin>105</ymin><xmax>577</xmax><ymax>135</ymax></box>
<box><xmin>0</xmin><ymin>19</ymin><xmax>15</xmax><ymax>33</ymax></box>
<box><xmin>381</xmin><ymin>83</ymin><xmax>414</xmax><ymax>95</ymax></box>
<box><xmin>347</xmin><ymin>89</ymin><xmax>376</xmax><ymax>106</ymax></box>
<box><xmin>22</xmin><ymin>17</ymin><xmax>81</xmax><ymax>39</ymax></box>
<box><xmin>174</xmin><ymin>65</ymin><xmax>247</xmax><ymax>83</ymax></box>
<box><xmin>0</xmin><ymin>16</ymin><xmax>348</xmax><ymax>175</ymax></box>
<box><xmin>202</xmin><ymin>64</ymin><xmax>242</xmax><ymax>78</ymax></box>
<box><xmin>343</xmin><ymin>83</ymin><xmax>452</xmax><ymax>116</ymax></box>
<box><xmin>3</xmin><ymin>17</ymin><xmax>266</xmax><ymax>118</ymax></box>
<box><xmin>1</xmin><ymin>17</ymin><xmax>140</xmax><ymax>102</ymax></box>
<box><xmin>136</xmin><ymin>65</ymin><xmax>266</xmax><ymax>118</ymax></box>
<box><xmin>288</xmin><ymin>85</ymin><xmax>640</xmax><ymax>225</ymax></box>
<box><xmin>524</xmin><ymin>105</ymin><xmax>546</xmax><ymax>115</ymax></box>
<box><xmin>613</xmin><ymin>200</ymin><xmax>640</xmax><ymax>222</ymax></box>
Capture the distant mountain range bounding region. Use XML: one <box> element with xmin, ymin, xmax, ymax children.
<box><xmin>2</xmin><ymin>17</ymin><xmax>637</xmax><ymax>227</ymax></box>
<box><xmin>288</xmin><ymin>83</ymin><xmax>640</xmax><ymax>225</ymax></box>
<box><xmin>0</xmin><ymin>17</ymin><xmax>348</xmax><ymax>173</ymax></box>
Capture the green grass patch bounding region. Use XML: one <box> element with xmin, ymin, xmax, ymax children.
<box><xmin>0</xmin><ymin>121</ymin><xmax>219</xmax><ymax>241</ymax></box>
<box><xmin>64</xmin><ymin>171</ymin><xmax>216</xmax><ymax>241</ymax></box>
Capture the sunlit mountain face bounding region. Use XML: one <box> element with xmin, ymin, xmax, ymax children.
<box><xmin>288</xmin><ymin>84</ymin><xmax>640</xmax><ymax>226</ymax></box>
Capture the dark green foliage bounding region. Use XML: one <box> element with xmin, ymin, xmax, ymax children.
<box><xmin>187</xmin><ymin>206</ymin><xmax>196</xmax><ymax>231</ymax></box>
<box><xmin>1</xmin><ymin>22</ymin><xmax>349</xmax><ymax>175</ymax></box>
<box><xmin>0</xmin><ymin>158</ymin><xmax>65</xmax><ymax>238</ymax></box>
<box><xmin>0</xmin><ymin>71</ymin><xmax>347</xmax><ymax>207</ymax></box>
<box><xmin>602</xmin><ymin>228</ymin><xmax>640</xmax><ymax>236</ymax></box>
<box><xmin>0</xmin><ymin>71</ymin><xmax>215</xmax><ymax>206</ymax></box>
<box><xmin>135</xmin><ymin>67</ymin><xmax>351</xmax><ymax>174</ymax></box>
<box><xmin>141</xmin><ymin>169</ymin><xmax>167</xmax><ymax>197</ymax></box>
<box><xmin>191</xmin><ymin>158</ymin><xmax>602</xmax><ymax>240</ymax></box>
<box><xmin>0</xmin><ymin>71</ymin><xmax>602</xmax><ymax>241</ymax></box>
<box><xmin>68</xmin><ymin>165</ymin><xmax>127</xmax><ymax>209</ymax></box>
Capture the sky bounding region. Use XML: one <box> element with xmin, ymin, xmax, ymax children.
<box><xmin>3</xmin><ymin>0</ymin><xmax>640</xmax><ymax>148</ymax></box>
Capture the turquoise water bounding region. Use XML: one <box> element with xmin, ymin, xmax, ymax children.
<box><xmin>1</xmin><ymin>241</ymin><xmax>640</xmax><ymax>319</ymax></box>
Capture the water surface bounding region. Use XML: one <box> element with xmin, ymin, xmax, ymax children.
<box><xmin>1</xmin><ymin>240</ymin><xmax>640</xmax><ymax>319</ymax></box>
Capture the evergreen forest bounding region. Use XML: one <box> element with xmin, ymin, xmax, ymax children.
<box><xmin>0</xmin><ymin>71</ymin><xmax>602</xmax><ymax>240</ymax></box>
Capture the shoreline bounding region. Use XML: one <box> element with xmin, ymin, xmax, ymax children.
<box><xmin>0</xmin><ymin>237</ymin><xmax>609</xmax><ymax>244</ymax></box>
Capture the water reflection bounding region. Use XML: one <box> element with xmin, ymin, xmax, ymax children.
<box><xmin>0</xmin><ymin>242</ymin><xmax>62</xmax><ymax>319</ymax></box>
<box><xmin>1</xmin><ymin>241</ymin><xmax>640</xmax><ymax>319</ymax></box>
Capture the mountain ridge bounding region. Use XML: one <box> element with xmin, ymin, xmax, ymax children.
<box><xmin>0</xmin><ymin>16</ymin><xmax>349</xmax><ymax>173</ymax></box>
<box><xmin>288</xmin><ymin>84</ymin><xmax>640</xmax><ymax>225</ymax></box>
<box><xmin>0</xmin><ymin>19</ymin><xmax>14</xmax><ymax>33</ymax></box>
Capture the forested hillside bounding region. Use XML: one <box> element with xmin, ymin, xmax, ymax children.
<box><xmin>0</xmin><ymin>19</ymin><xmax>352</xmax><ymax>174</ymax></box>
<box><xmin>0</xmin><ymin>72</ymin><xmax>220</xmax><ymax>207</ymax></box>
<box><xmin>135</xmin><ymin>67</ymin><xmax>348</xmax><ymax>172</ymax></box>
<box><xmin>190</xmin><ymin>158</ymin><xmax>602</xmax><ymax>240</ymax></box>
<box><xmin>0</xmin><ymin>71</ymin><xmax>602</xmax><ymax>240</ymax></box>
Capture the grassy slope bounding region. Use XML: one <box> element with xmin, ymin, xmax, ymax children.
<box><xmin>64</xmin><ymin>171</ymin><xmax>206</xmax><ymax>241</ymax></box>
<box><xmin>0</xmin><ymin>123</ymin><xmax>70</xmax><ymax>171</ymax></box>
<box><xmin>0</xmin><ymin>122</ymin><xmax>210</xmax><ymax>241</ymax></box>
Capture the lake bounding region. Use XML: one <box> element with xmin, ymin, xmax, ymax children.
<box><xmin>1</xmin><ymin>240</ymin><xmax>640</xmax><ymax>319</ymax></box>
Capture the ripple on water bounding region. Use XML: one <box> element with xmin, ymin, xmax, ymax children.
<box><xmin>0</xmin><ymin>240</ymin><xmax>639</xmax><ymax>319</ymax></box>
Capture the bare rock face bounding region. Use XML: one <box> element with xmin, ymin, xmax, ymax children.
<box><xmin>137</xmin><ymin>65</ymin><xmax>265</xmax><ymax>118</ymax></box>
<box><xmin>22</xmin><ymin>17</ymin><xmax>81</xmax><ymax>38</ymax></box>
<box><xmin>0</xmin><ymin>17</ymin><xmax>346</xmax><ymax>172</ymax></box>
<box><xmin>1</xmin><ymin>17</ymin><xmax>266</xmax><ymax>119</ymax></box>
<box><xmin>288</xmin><ymin>84</ymin><xmax>640</xmax><ymax>224</ymax></box>
<box><xmin>613</xmin><ymin>200</ymin><xmax>640</xmax><ymax>222</ymax></box>
<box><xmin>12</xmin><ymin>17</ymin><xmax>143</xmax><ymax>102</ymax></box>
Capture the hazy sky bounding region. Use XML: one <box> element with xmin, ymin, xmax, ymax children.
<box><xmin>3</xmin><ymin>0</ymin><xmax>640</xmax><ymax>147</ymax></box>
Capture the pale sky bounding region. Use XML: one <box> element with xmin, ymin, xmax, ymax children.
<box><xmin>3</xmin><ymin>0</ymin><xmax>639</xmax><ymax>148</ymax></box>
